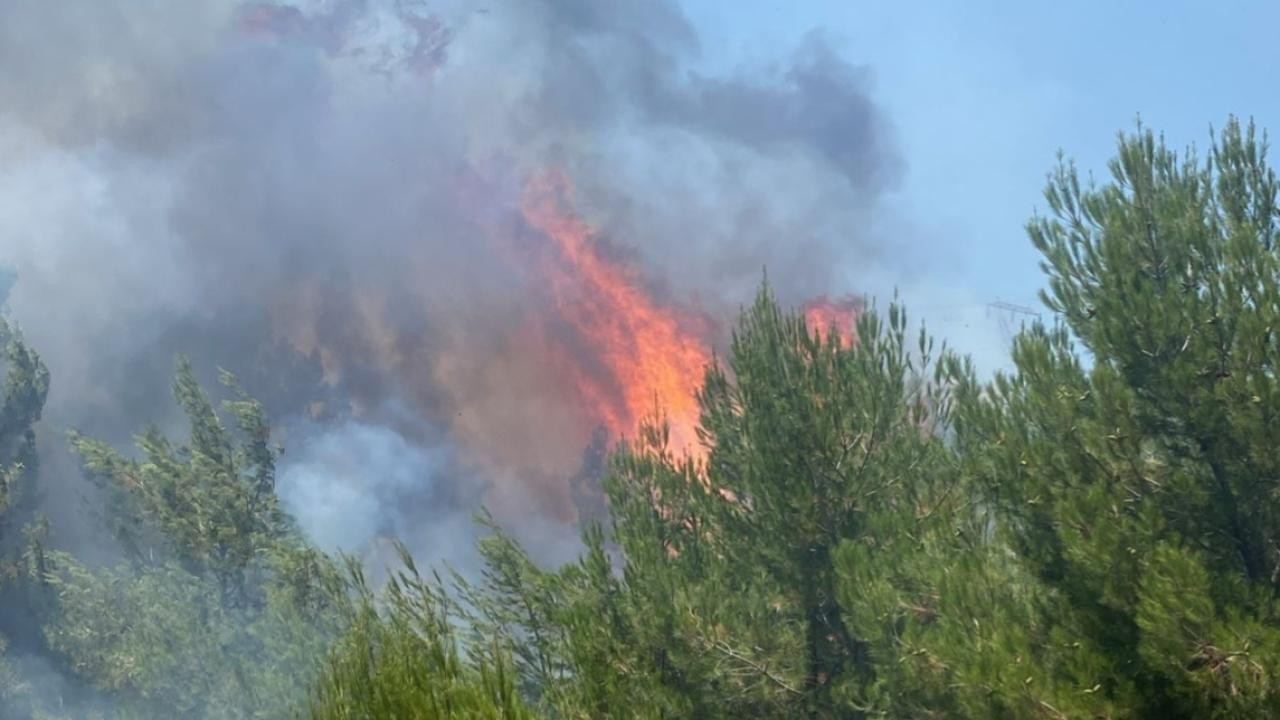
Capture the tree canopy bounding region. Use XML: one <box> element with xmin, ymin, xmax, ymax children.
<box><xmin>6</xmin><ymin>117</ymin><xmax>1280</xmax><ymax>719</ymax></box>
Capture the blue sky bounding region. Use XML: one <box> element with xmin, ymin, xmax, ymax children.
<box><xmin>682</xmin><ymin>0</ymin><xmax>1280</xmax><ymax>368</ymax></box>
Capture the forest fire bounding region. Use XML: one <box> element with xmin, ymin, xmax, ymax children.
<box><xmin>520</xmin><ymin>174</ymin><xmax>712</xmax><ymax>461</ymax></box>
<box><xmin>269</xmin><ymin>169</ymin><xmax>865</xmax><ymax>525</ymax></box>
<box><xmin>802</xmin><ymin>294</ymin><xmax>863</xmax><ymax>348</ymax></box>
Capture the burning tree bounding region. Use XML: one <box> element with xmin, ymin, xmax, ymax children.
<box><xmin>448</xmin><ymin>283</ymin><xmax>959</xmax><ymax>719</ymax></box>
<box><xmin>307</xmin><ymin>118</ymin><xmax>1280</xmax><ymax>720</ymax></box>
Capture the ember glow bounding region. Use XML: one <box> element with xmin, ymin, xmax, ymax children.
<box><xmin>802</xmin><ymin>295</ymin><xmax>864</xmax><ymax>348</ymax></box>
<box><xmin>521</xmin><ymin>173</ymin><xmax>712</xmax><ymax>460</ymax></box>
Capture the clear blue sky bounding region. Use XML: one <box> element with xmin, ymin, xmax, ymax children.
<box><xmin>682</xmin><ymin>0</ymin><xmax>1280</xmax><ymax>368</ymax></box>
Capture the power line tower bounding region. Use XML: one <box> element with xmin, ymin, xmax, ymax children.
<box><xmin>986</xmin><ymin>300</ymin><xmax>1040</xmax><ymax>342</ymax></box>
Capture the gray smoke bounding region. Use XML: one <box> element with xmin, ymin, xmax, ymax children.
<box><xmin>0</xmin><ymin>0</ymin><xmax>900</xmax><ymax>568</ymax></box>
<box><xmin>276</xmin><ymin>417</ymin><xmax>485</xmax><ymax>566</ymax></box>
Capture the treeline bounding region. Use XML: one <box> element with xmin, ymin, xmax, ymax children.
<box><xmin>4</xmin><ymin>119</ymin><xmax>1280</xmax><ymax>719</ymax></box>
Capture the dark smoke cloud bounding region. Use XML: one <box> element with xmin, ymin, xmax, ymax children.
<box><xmin>0</xmin><ymin>0</ymin><xmax>900</xmax><ymax>566</ymax></box>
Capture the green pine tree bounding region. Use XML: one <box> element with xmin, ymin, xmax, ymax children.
<box><xmin>38</xmin><ymin>357</ymin><xmax>344</xmax><ymax>719</ymax></box>
<box><xmin>0</xmin><ymin>317</ymin><xmax>53</xmax><ymax>719</ymax></box>
<box><xmin>0</xmin><ymin>317</ymin><xmax>50</xmax><ymax>555</ymax></box>
<box><xmin>944</xmin><ymin>117</ymin><xmax>1280</xmax><ymax>718</ymax></box>
<box><xmin>304</xmin><ymin>547</ymin><xmax>534</xmax><ymax>720</ymax></box>
<box><xmin>454</xmin><ymin>284</ymin><xmax>960</xmax><ymax>719</ymax></box>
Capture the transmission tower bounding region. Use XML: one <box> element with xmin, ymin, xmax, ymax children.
<box><xmin>986</xmin><ymin>300</ymin><xmax>1040</xmax><ymax>342</ymax></box>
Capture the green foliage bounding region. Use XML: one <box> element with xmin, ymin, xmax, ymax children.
<box><xmin>305</xmin><ymin>549</ymin><xmax>533</xmax><ymax>720</ymax></box>
<box><xmin>11</xmin><ymin>116</ymin><xmax>1280</xmax><ymax>720</ymax></box>
<box><xmin>945</xmin><ymin>117</ymin><xmax>1280</xmax><ymax>717</ymax></box>
<box><xmin>453</xmin><ymin>284</ymin><xmax>960</xmax><ymax>719</ymax></box>
<box><xmin>35</xmin><ymin>358</ymin><xmax>345</xmax><ymax>719</ymax></box>
<box><xmin>69</xmin><ymin>357</ymin><xmax>290</xmax><ymax>602</ymax></box>
<box><xmin>428</xmin><ymin>118</ymin><xmax>1280</xmax><ymax>720</ymax></box>
<box><xmin>43</xmin><ymin>558</ymin><xmax>244</xmax><ymax>715</ymax></box>
<box><xmin>0</xmin><ymin>317</ymin><xmax>50</xmax><ymax>553</ymax></box>
<box><xmin>0</xmin><ymin>317</ymin><xmax>53</xmax><ymax>718</ymax></box>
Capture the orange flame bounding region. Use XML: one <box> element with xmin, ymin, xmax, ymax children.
<box><xmin>269</xmin><ymin>167</ymin><xmax>866</xmax><ymax>526</ymax></box>
<box><xmin>520</xmin><ymin>173</ymin><xmax>710</xmax><ymax>459</ymax></box>
<box><xmin>802</xmin><ymin>294</ymin><xmax>863</xmax><ymax>349</ymax></box>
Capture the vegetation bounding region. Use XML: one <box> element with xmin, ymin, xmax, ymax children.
<box><xmin>0</xmin><ymin>319</ymin><xmax>51</xmax><ymax>718</ymax></box>
<box><xmin>5</xmin><ymin>118</ymin><xmax>1280</xmax><ymax>718</ymax></box>
<box><xmin>305</xmin><ymin>549</ymin><xmax>533</xmax><ymax>720</ymax></box>
<box><xmin>4</xmin><ymin>359</ymin><xmax>344</xmax><ymax>719</ymax></box>
<box><xmin>942</xmin><ymin>117</ymin><xmax>1280</xmax><ymax>718</ymax></box>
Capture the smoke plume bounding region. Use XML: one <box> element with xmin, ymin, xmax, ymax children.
<box><xmin>0</xmin><ymin>0</ymin><xmax>900</xmax><ymax>566</ymax></box>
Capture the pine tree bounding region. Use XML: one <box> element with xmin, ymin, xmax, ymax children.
<box><xmin>457</xmin><ymin>284</ymin><xmax>959</xmax><ymax>719</ymax></box>
<box><xmin>305</xmin><ymin>548</ymin><xmax>534</xmax><ymax>720</ymax></box>
<box><xmin>38</xmin><ymin>357</ymin><xmax>344</xmax><ymax>719</ymax></box>
<box><xmin>0</xmin><ymin>317</ymin><xmax>53</xmax><ymax>718</ymax></box>
<box><xmin>298</xmin><ymin>120</ymin><xmax>1280</xmax><ymax>718</ymax></box>
<box><xmin>0</xmin><ymin>317</ymin><xmax>50</xmax><ymax>556</ymax></box>
<box><xmin>945</xmin><ymin>117</ymin><xmax>1280</xmax><ymax>717</ymax></box>
<box><xmin>68</xmin><ymin>356</ymin><xmax>288</xmax><ymax>604</ymax></box>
